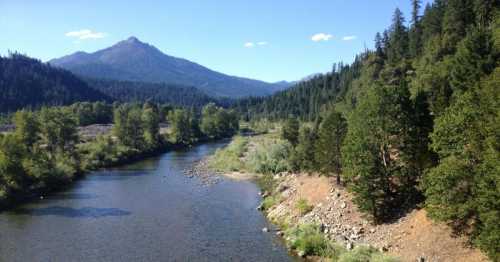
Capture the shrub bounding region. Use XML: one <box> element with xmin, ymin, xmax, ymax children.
<box><xmin>296</xmin><ymin>198</ymin><xmax>313</xmax><ymax>215</ymax></box>
<box><xmin>247</xmin><ymin>139</ymin><xmax>292</xmax><ymax>174</ymax></box>
<box><xmin>262</xmin><ymin>194</ymin><xmax>282</xmax><ymax>210</ymax></box>
<box><xmin>286</xmin><ymin>224</ymin><xmax>330</xmax><ymax>256</ymax></box>
<box><xmin>338</xmin><ymin>246</ymin><xmax>399</xmax><ymax>262</ymax></box>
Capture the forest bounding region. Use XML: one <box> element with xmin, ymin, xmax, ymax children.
<box><xmin>236</xmin><ymin>0</ymin><xmax>499</xmax><ymax>260</ymax></box>
<box><xmin>0</xmin><ymin>102</ymin><xmax>238</xmax><ymax>209</ymax></box>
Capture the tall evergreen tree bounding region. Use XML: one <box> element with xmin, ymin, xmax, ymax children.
<box><xmin>314</xmin><ymin>108</ymin><xmax>347</xmax><ymax>184</ymax></box>
<box><xmin>409</xmin><ymin>0</ymin><xmax>423</xmax><ymax>57</ymax></box>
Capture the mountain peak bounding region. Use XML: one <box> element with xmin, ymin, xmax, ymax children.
<box><xmin>49</xmin><ymin>37</ymin><xmax>290</xmax><ymax>97</ymax></box>
<box><xmin>126</xmin><ymin>36</ymin><xmax>140</xmax><ymax>43</ymax></box>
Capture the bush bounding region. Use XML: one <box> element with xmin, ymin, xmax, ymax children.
<box><xmin>261</xmin><ymin>195</ymin><xmax>280</xmax><ymax>210</ymax></box>
<box><xmin>338</xmin><ymin>246</ymin><xmax>399</xmax><ymax>262</ymax></box>
<box><xmin>296</xmin><ymin>198</ymin><xmax>313</xmax><ymax>215</ymax></box>
<box><xmin>246</xmin><ymin>139</ymin><xmax>292</xmax><ymax>174</ymax></box>
<box><xmin>286</xmin><ymin>224</ymin><xmax>331</xmax><ymax>256</ymax></box>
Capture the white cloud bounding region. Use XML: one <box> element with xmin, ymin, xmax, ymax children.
<box><xmin>342</xmin><ymin>35</ymin><xmax>357</xmax><ymax>41</ymax></box>
<box><xmin>65</xmin><ymin>29</ymin><xmax>106</xmax><ymax>40</ymax></box>
<box><xmin>257</xmin><ymin>41</ymin><xmax>268</xmax><ymax>46</ymax></box>
<box><xmin>311</xmin><ymin>33</ymin><xmax>333</xmax><ymax>42</ymax></box>
<box><xmin>244</xmin><ymin>42</ymin><xmax>255</xmax><ymax>48</ymax></box>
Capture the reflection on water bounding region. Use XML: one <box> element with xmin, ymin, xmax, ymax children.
<box><xmin>0</xmin><ymin>141</ymin><xmax>295</xmax><ymax>262</ymax></box>
<box><xmin>11</xmin><ymin>206</ymin><xmax>131</xmax><ymax>218</ymax></box>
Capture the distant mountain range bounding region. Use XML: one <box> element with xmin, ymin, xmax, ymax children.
<box><xmin>49</xmin><ymin>37</ymin><xmax>292</xmax><ymax>98</ymax></box>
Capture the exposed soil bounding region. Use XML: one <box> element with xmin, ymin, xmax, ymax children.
<box><xmin>266</xmin><ymin>173</ymin><xmax>489</xmax><ymax>262</ymax></box>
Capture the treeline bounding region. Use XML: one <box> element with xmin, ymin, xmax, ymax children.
<box><xmin>241</xmin><ymin>1</ymin><xmax>500</xmax><ymax>259</ymax></box>
<box><xmin>86</xmin><ymin>78</ymin><xmax>219</xmax><ymax>108</ymax></box>
<box><xmin>0</xmin><ymin>102</ymin><xmax>238</xmax><ymax>208</ymax></box>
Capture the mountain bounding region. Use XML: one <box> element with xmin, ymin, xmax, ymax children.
<box><xmin>0</xmin><ymin>53</ymin><xmax>111</xmax><ymax>113</ymax></box>
<box><xmin>49</xmin><ymin>37</ymin><xmax>291</xmax><ymax>98</ymax></box>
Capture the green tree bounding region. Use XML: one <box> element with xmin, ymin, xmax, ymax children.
<box><xmin>314</xmin><ymin>108</ymin><xmax>347</xmax><ymax>184</ymax></box>
<box><xmin>168</xmin><ymin>109</ymin><xmax>197</xmax><ymax>145</ymax></box>
<box><xmin>292</xmin><ymin>125</ymin><xmax>317</xmax><ymax>171</ymax></box>
<box><xmin>387</xmin><ymin>8</ymin><xmax>409</xmax><ymax>64</ymax></box>
<box><xmin>342</xmin><ymin>84</ymin><xmax>417</xmax><ymax>222</ymax></box>
<box><xmin>409</xmin><ymin>0</ymin><xmax>422</xmax><ymax>57</ymax></box>
<box><xmin>200</xmin><ymin>103</ymin><xmax>219</xmax><ymax>139</ymax></box>
<box><xmin>142</xmin><ymin>102</ymin><xmax>161</xmax><ymax>148</ymax></box>
<box><xmin>113</xmin><ymin>104</ymin><xmax>145</xmax><ymax>150</ymax></box>
<box><xmin>0</xmin><ymin>134</ymin><xmax>29</xmax><ymax>200</ymax></box>
<box><xmin>442</xmin><ymin>0</ymin><xmax>474</xmax><ymax>52</ymax></box>
<box><xmin>38</xmin><ymin>107</ymin><xmax>79</xmax><ymax>157</ymax></box>
<box><xmin>13</xmin><ymin>110</ymin><xmax>39</xmax><ymax>150</ymax></box>
<box><xmin>450</xmin><ymin>28</ymin><xmax>496</xmax><ymax>93</ymax></box>
<box><xmin>281</xmin><ymin>117</ymin><xmax>300</xmax><ymax>146</ymax></box>
<box><xmin>423</xmin><ymin>68</ymin><xmax>500</xmax><ymax>260</ymax></box>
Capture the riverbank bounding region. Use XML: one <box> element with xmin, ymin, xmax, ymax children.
<box><xmin>0</xmin><ymin>136</ymin><xmax>228</xmax><ymax>211</ymax></box>
<box><xmin>201</xmin><ymin>134</ymin><xmax>489</xmax><ymax>262</ymax></box>
<box><xmin>0</xmin><ymin>141</ymin><xmax>296</xmax><ymax>262</ymax></box>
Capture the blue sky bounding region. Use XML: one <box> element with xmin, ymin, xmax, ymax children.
<box><xmin>0</xmin><ymin>0</ymin><xmax>432</xmax><ymax>82</ymax></box>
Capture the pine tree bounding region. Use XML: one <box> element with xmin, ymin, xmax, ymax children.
<box><xmin>281</xmin><ymin>117</ymin><xmax>300</xmax><ymax>146</ymax></box>
<box><xmin>315</xmin><ymin>108</ymin><xmax>347</xmax><ymax>184</ymax></box>
<box><xmin>450</xmin><ymin>28</ymin><xmax>496</xmax><ymax>93</ymax></box>
<box><xmin>342</xmin><ymin>83</ymin><xmax>417</xmax><ymax>221</ymax></box>
<box><xmin>409</xmin><ymin>0</ymin><xmax>422</xmax><ymax>57</ymax></box>
<box><xmin>442</xmin><ymin>0</ymin><xmax>475</xmax><ymax>52</ymax></box>
<box><xmin>387</xmin><ymin>8</ymin><xmax>409</xmax><ymax>64</ymax></box>
<box><xmin>423</xmin><ymin>68</ymin><xmax>500</xmax><ymax>260</ymax></box>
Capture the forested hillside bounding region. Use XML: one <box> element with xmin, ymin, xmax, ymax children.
<box><xmin>86</xmin><ymin>79</ymin><xmax>216</xmax><ymax>108</ymax></box>
<box><xmin>0</xmin><ymin>53</ymin><xmax>110</xmax><ymax>113</ymax></box>
<box><xmin>236</xmin><ymin>1</ymin><xmax>499</xmax><ymax>259</ymax></box>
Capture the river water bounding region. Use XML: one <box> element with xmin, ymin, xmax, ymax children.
<box><xmin>0</xmin><ymin>141</ymin><xmax>295</xmax><ymax>262</ymax></box>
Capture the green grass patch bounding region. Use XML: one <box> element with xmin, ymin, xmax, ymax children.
<box><xmin>207</xmin><ymin>136</ymin><xmax>248</xmax><ymax>172</ymax></box>
<box><xmin>296</xmin><ymin>198</ymin><xmax>313</xmax><ymax>215</ymax></box>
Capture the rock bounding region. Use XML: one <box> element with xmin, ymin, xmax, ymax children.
<box><xmin>262</xmin><ymin>227</ymin><xmax>269</xmax><ymax>233</ymax></box>
<box><xmin>370</xmin><ymin>228</ymin><xmax>376</xmax><ymax>233</ymax></box>
<box><xmin>297</xmin><ymin>250</ymin><xmax>306</xmax><ymax>257</ymax></box>
<box><xmin>276</xmin><ymin>184</ymin><xmax>288</xmax><ymax>192</ymax></box>
<box><xmin>341</xmin><ymin>202</ymin><xmax>347</xmax><ymax>209</ymax></box>
<box><xmin>381</xmin><ymin>244</ymin><xmax>391</xmax><ymax>252</ymax></box>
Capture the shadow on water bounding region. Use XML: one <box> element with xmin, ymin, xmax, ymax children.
<box><xmin>10</xmin><ymin>206</ymin><xmax>131</xmax><ymax>218</ymax></box>
<box><xmin>47</xmin><ymin>193</ymin><xmax>97</xmax><ymax>200</ymax></box>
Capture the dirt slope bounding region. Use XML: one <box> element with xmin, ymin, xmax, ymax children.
<box><xmin>265</xmin><ymin>173</ymin><xmax>488</xmax><ymax>262</ymax></box>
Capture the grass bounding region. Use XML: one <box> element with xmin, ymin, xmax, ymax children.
<box><xmin>296</xmin><ymin>198</ymin><xmax>313</xmax><ymax>215</ymax></box>
<box><xmin>284</xmin><ymin>223</ymin><xmax>399</xmax><ymax>261</ymax></box>
<box><xmin>207</xmin><ymin>136</ymin><xmax>248</xmax><ymax>172</ymax></box>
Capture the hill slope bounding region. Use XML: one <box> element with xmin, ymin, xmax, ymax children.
<box><xmin>0</xmin><ymin>54</ymin><xmax>110</xmax><ymax>113</ymax></box>
<box><xmin>50</xmin><ymin>37</ymin><xmax>290</xmax><ymax>98</ymax></box>
<box><xmin>86</xmin><ymin>78</ymin><xmax>216</xmax><ymax>108</ymax></box>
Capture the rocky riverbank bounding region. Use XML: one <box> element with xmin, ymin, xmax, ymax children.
<box><xmin>260</xmin><ymin>172</ymin><xmax>488</xmax><ymax>262</ymax></box>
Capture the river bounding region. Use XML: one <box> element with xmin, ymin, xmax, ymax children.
<box><xmin>0</xmin><ymin>141</ymin><xmax>296</xmax><ymax>262</ymax></box>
